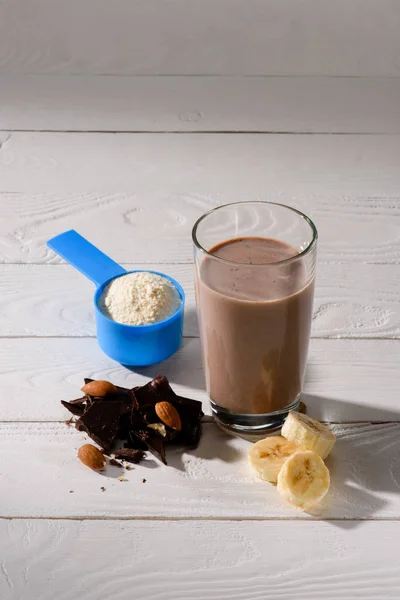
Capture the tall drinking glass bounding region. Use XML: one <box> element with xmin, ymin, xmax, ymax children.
<box><xmin>193</xmin><ymin>202</ymin><xmax>317</xmax><ymax>436</ymax></box>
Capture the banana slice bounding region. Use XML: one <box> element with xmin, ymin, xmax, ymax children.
<box><xmin>248</xmin><ymin>436</ymin><xmax>299</xmax><ymax>483</ymax></box>
<box><xmin>281</xmin><ymin>411</ymin><xmax>336</xmax><ymax>459</ymax></box>
<box><xmin>277</xmin><ymin>450</ymin><xmax>330</xmax><ymax>510</ymax></box>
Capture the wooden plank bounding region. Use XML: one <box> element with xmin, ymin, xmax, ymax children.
<box><xmin>1</xmin><ymin>519</ymin><xmax>399</xmax><ymax>600</ymax></box>
<box><xmin>1</xmin><ymin>519</ymin><xmax>400</xmax><ymax>600</ymax></box>
<box><xmin>2</xmin><ymin>75</ymin><xmax>400</xmax><ymax>133</ymax></box>
<box><xmin>0</xmin><ymin>337</ymin><xmax>399</xmax><ymax>423</ymax></box>
<box><xmin>1</xmin><ymin>197</ymin><xmax>400</xmax><ymax>269</ymax></box>
<box><xmin>2</xmin><ymin>263</ymin><xmax>400</xmax><ymax>339</ymax></box>
<box><xmin>1</xmin><ymin>133</ymin><xmax>400</xmax><ymax>196</ymax></box>
<box><xmin>1</xmin><ymin>1</ymin><xmax>400</xmax><ymax>76</ymax></box>
<box><xmin>0</xmin><ymin>420</ymin><xmax>399</xmax><ymax>518</ymax></box>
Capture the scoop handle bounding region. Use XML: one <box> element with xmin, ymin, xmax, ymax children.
<box><xmin>47</xmin><ymin>230</ymin><xmax>126</xmax><ymax>287</ymax></box>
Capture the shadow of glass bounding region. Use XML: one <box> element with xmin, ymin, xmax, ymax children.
<box><xmin>302</xmin><ymin>392</ymin><xmax>400</xmax><ymax>423</ymax></box>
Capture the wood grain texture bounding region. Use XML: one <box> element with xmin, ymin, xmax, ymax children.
<box><xmin>0</xmin><ymin>337</ymin><xmax>399</xmax><ymax>423</ymax></box>
<box><xmin>2</xmin><ymin>262</ymin><xmax>400</xmax><ymax>339</ymax></box>
<box><xmin>2</xmin><ymin>75</ymin><xmax>400</xmax><ymax>133</ymax></box>
<box><xmin>1</xmin><ymin>192</ymin><xmax>400</xmax><ymax>265</ymax></box>
<box><xmin>0</xmin><ymin>421</ymin><xmax>399</xmax><ymax>519</ymax></box>
<box><xmin>1</xmin><ymin>0</ymin><xmax>400</xmax><ymax>76</ymax></box>
<box><xmin>1</xmin><ymin>519</ymin><xmax>399</xmax><ymax>600</ymax></box>
<box><xmin>1</xmin><ymin>134</ymin><xmax>400</xmax><ymax>196</ymax></box>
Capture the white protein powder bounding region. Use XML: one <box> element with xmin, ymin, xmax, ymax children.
<box><xmin>99</xmin><ymin>271</ymin><xmax>181</xmax><ymax>326</ymax></box>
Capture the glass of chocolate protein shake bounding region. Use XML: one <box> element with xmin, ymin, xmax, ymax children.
<box><xmin>193</xmin><ymin>202</ymin><xmax>317</xmax><ymax>436</ymax></box>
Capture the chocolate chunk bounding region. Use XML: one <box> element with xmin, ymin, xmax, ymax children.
<box><xmin>113</xmin><ymin>449</ymin><xmax>145</xmax><ymax>464</ymax></box>
<box><xmin>61</xmin><ymin>400</ymin><xmax>85</xmax><ymax>417</ymax></box>
<box><xmin>77</xmin><ymin>401</ymin><xmax>129</xmax><ymax>452</ymax></box>
<box><xmin>130</xmin><ymin>430</ymin><xmax>167</xmax><ymax>465</ymax></box>
<box><xmin>117</xmin><ymin>412</ymin><xmax>132</xmax><ymax>440</ymax></box>
<box><xmin>62</xmin><ymin>375</ymin><xmax>203</xmax><ymax>465</ymax></box>
<box><xmin>68</xmin><ymin>395</ymin><xmax>89</xmax><ymax>406</ymax></box>
<box><xmin>134</xmin><ymin>375</ymin><xmax>175</xmax><ymax>406</ymax></box>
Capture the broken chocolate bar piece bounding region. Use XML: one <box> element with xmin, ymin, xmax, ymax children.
<box><xmin>130</xmin><ymin>430</ymin><xmax>167</xmax><ymax>465</ymax></box>
<box><xmin>113</xmin><ymin>449</ymin><xmax>145</xmax><ymax>464</ymax></box>
<box><xmin>62</xmin><ymin>375</ymin><xmax>204</xmax><ymax>465</ymax></box>
<box><xmin>77</xmin><ymin>401</ymin><xmax>130</xmax><ymax>452</ymax></box>
<box><xmin>61</xmin><ymin>400</ymin><xmax>85</xmax><ymax>417</ymax></box>
<box><xmin>68</xmin><ymin>395</ymin><xmax>89</xmax><ymax>406</ymax></box>
<box><xmin>134</xmin><ymin>375</ymin><xmax>175</xmax><ymax>406</ymax></box>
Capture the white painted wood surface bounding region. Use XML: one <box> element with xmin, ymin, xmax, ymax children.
<box><xmin>1</xmin><ymin>0</ymin><xmax>400</xmax><ymax>76</ymax></box>
<box><xmin>2</xmin><ymin>75</ymin><xmax>400</xmax><ymax>133</ymax></box>
<box><xmin>0</xmin><ymin>421</ymin><xmax>399</xmax><ymax>519</ymax></box>
<box><xmin>1</xmin><ymin>133</ymin><xmax>400</xmax><ymax>195</ymax></box>
<box><xmin>1</xmin><ymin>263</ymin><xmax>400</xmax><ymax>339</ymax></box>
<box><xmin>2</xmin><ymin>192</ymin><xmax>400</xmax><ymax>264</ymax></box>
<box><xmin>1</xmin><ymin>520</ymin><xmax>399</xmax><ymax>600</ymax></box>
<box><xmin>1</xmin><ymin>338</ymin><xmax>400</xmax><ymax>422</ymax></box>
<box><xmin>1</xmin><ymin>0</ymin><xmax>400</xmax><ymax>591</ymax></box>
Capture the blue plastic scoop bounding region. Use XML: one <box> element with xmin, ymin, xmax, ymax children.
<box><xmin>47</xmin><ymin>230</ymin><xmax>185</xmax><ymax>366</ymax></box>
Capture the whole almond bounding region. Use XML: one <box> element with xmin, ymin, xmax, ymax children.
<box><xmin>155</xmin><ymin>401</ymin><xmax>182</xmax><ymax>431</ymax></box>
<box><xmin>77</xmin><ymin>444</ymin><xmax>106</xmax><ymax>470</ymax></box>
<box><xmin>81</xmin><ymin>380</ymin><xmax>118</xmax><ymax>397</ymax></box>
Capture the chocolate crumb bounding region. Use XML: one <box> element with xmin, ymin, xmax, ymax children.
<box><xmin>114</xmin><ymin>448</ymin><xmax>145</xmax><ymax>464</ymax></box>
<box><xmin>142</xmin><ymin>478</ymin><xmax>146</xmax><ymax>483</ymax></box>
<box><xmin>109</xmin><ymin>458</ymin><xmax>123</xmax><ymax>468</ymax></box>
<box><xmin>100</xmin><ymin>486</ymin><xmax>106</xmax><ymax>492</ymax></box>
<box><xmin>69</xmin><ymin>490</ymin><xmax>74</xmax><ymax>493</ymax></box>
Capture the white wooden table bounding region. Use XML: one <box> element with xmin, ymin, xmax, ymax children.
<box><xmin>1</xmin><ymin>2</ymin><xmax>400</xmax><ymax>598</ymax></box>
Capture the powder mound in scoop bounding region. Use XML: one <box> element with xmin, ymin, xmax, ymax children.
<box><xmin>99</xmin><ymin>272</ymin><xmax>181</xmax><ymax>325</ymax></box>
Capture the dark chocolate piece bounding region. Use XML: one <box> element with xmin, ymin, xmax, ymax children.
<box><xmin>134</xmin><ymin>375</ymin><xmax>175</xmax><ymax>406</ymax></box>
<box><xmin>68</xmin><ymin>395</ymin><xmax>89</xmax><ymax>406</ymax></box>
<box><xmin>130</xmin><ymin>430</ymin><xmax>167</xmax><ymax>465</ymax></box>
<box><xmin>61</xmin><ymin>400</ymin><xmax>85</xmax><ymax>417</ymax></box>
<box><xmin>117</xmin><ymin>412</ymin><xmax>132</xmax><ymax>440</ymax></box>
<box><xmin>76</xmin><ymin>401</ymin><xmax>129</xmax><ymax>452</ymax></box>
<box><xmin>62</xmin><ymin>375</ymin><xmax>203</xmax><ymax>465</ymax></box>
<box><xmin>113</xmin><ymin>449</ymin><xmax>145</xmax><ymax>464</ymax></box>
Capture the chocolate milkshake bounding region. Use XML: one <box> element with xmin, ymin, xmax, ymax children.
<box><xmin>196</xmin><ymin>237</ymin><xmax>315</xmax><ymax>416</ymax></box>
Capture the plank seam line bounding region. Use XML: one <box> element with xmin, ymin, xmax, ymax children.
<box><xmin>1</xmin><ymin>259</ymin><xmax>399</xmax><ymax>266</ymax></box>
<box><xmin>1</xmin><ymin>515</ymin><xmax>400</xmax><ymax>522</ymax></box>
<box><xmin>4</xmin><ymin>73</ymin><xmax>400</xmax><ymax>79</ymax></box>
<box><xmin>1</xmin><ymin>129</ymin><xmax>399</xmax><ymax>135</ymax></box>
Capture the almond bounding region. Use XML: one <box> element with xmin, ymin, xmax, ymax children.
<box><xmin>77</xmin><ymin>444</ymin><xmax>106</xmax><ymax>470</ymax></box>
<box><xmin>81</xmin><ymin>380</ymin><xmax>118</xmax><ymax>397</ymax></box>
<box><xmin>155</xmin><ymin>401</ymin><xmax>182</xmax><ymax>431</ymax></box>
